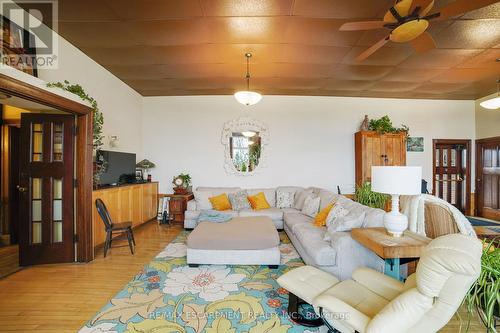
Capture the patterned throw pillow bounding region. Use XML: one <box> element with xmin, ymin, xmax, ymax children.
<box><xmin>228</xmin><ymin>190</ymin><xmax>251</xmax><ymax>210</ymax></box>
<box><xmin>325</xmin><ymin>204</ymin><xmax>349</xmax><ymax>226</ymax></box>
<box><xmin>324</xmin><ymin>211</ymin><xmax>366</xmax><ymax>241</ymax></box>
<box><xmin>276</xmin><ymin>190</ymin><xmax>295</xmax><ymax>209</ymax></box>
<box><xmin>301</xmin><ymin>195</ymin><xmax>321</xmax><ymax>218</ymax></box>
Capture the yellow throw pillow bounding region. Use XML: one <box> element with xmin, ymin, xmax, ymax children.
<box><xmin>314</xmin><ymin>203</ymin><xmax>335</xmax><ymax>227</ymax></box>
<box><xmin>209</xmin><ymin>193</ymin><xmax>232</xmax><ymax>211</ymax></box>
<box><xmin>248</xmin><ymin>192</ymin><xmax>271</xmax><ymax>210</ymax></box>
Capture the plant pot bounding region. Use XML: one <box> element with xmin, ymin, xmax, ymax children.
<box><xmin>173</xmin><ymin>186</ymin><xmax>192</xmax><ymax>195</ymax></box>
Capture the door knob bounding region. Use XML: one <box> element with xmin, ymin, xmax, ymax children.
<box><xmin>16</xmin><ymin>185</ymin><xmax>27</xmax><ymax>193</ymax></box>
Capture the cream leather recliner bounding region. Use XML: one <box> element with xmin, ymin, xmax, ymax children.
<box><xmin>279</xmin><ymin>234</ymin><xmax>482</xmax><ymax>333</ymax></box>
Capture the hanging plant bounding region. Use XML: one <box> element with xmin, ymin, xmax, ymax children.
<box><xmin>46</xmin><ymin>80</ymin><xmax>105</xmax><ymax>185</ymax></box>
<box><xmin>368</xmin><ymin>115</ymin><xmax>409</xmax><ymax>136</ymax></box>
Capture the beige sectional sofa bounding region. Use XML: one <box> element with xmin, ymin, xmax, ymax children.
<box><xmin>185</xmin><ymin>186</ymin><xmax>386</xmax><ymax>280</ymax></box>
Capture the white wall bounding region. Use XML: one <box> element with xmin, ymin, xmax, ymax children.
<box><xmin>37</xmin><ymin>38</ymin><xmax>143</xmax><ymax>156</ymax></box>
<box><xmin>475</xmin><ymin>92</ymin><xmax>500</xmax><ymax>140</ymax></box>
<box><xmin>142</xmin><ymin>96</ymin><xmax>475</xmax><ymax>194</ymax></box>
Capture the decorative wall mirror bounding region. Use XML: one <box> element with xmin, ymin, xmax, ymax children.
<box><xmin>221</xmin><ymin>117</ymin><xmax>269</xmax><ymax>176</ymax></box>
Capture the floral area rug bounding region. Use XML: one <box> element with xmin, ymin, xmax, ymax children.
<box><xmin>79</xmin><ymin>231</ymin><xmax>328</xmax><ymax>333</ymax></box>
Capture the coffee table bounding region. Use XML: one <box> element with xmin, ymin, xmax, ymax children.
<box><xmin>186</xmin><ymin>216</ymin><xmax>281</xmax><ymax>267</ymax></box>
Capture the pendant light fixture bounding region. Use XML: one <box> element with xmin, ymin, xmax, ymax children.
<box><xmin>480</xmin><ymin>78</ymin><xmax>500</xmax><ymax>110</ymax></box>
<box><xmin>234</xmin><ymin>53</ymin><xmax>262</xmax><ymax>106</ymax></box>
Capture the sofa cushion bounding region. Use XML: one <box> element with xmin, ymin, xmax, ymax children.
<box><xmin>294</xmin><ymin>188</ymin><xmax>314</xmax><ymax>210</ymax></box>
<box><xmin>318</xmin><ymin>189</ymin><xmax>337</xmax><ymax>211</ymax></box>
<box><xmin>276</xmin><ymin>186</ymin><xmax>304</xmax><ymax>194</ymax></box>
<box><xmin>282</xmin><ymin>208</ymin><xmax>302</xmax><ymax>214</ymax></box>
<box><xmin>284</xmin><ymin>212</ymin><xmax>313</xmax><ymax>231</ymax></box>
<box><xmin>363</xmin><ymin>208</ymin><xmax>385</xmax><ymax>228</ymax></box>
<box><xmin>194</xmin><ymin>187</ymin><xmax>241</xmax><ymax>210</ymax></box>
<box><xmin>292</xmin><ymin>223</ymin><xmax>336</xmax><ymax>266</ymax></box>
<box><xmin>239</xmin><ymin>207</ymin><xmax>283</xmax><ymax>221</ymax></box>
<box><xmin>247</xmin><ymin>188</ymin><xmax>276</xmax><ymax>207</ymax></box>
<box><xmin>193</xmin><ymin>190</ymin><xmax>212</xmax><ymax>210</ymax></box>
<box><xmin>302</xmin><ymin>195</ymin><xmax>320</xmax><ymax>217</ymax></box>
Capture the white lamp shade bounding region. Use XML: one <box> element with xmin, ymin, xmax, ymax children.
<box><xmin>234</xmin><ymin>91</ymin><xmax>262</xmax><ymax>106</ymax></box>
<box><xmin>371</xmin><ymin>166</ymin><xmax>422</xmax><ymax>195</ymax></box>
<box><xmin>480</xmin><ymin>96</ymin><xmax>500</xmax><ymax>110</ymax></box>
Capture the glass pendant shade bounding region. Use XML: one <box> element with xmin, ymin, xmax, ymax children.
<box><xmin>234</xmin><ymin>91</ymin><xmax>262</xmax><ymax>106</ymax></box>
<box><xmin>480</xmin><ymin>96</ymin><xmax>500</xmax><ymax>110</ymax></box>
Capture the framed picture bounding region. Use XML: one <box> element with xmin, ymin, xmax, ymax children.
<box><xmin>135</xmin><ymin>169</ymin><xmax>143</xmax><ymax>180</ymax></box>
<box><xmin>407</xmin><ymin>137</ymin><xmax>424</xmax><ymax>152</ymax></box>
<box><xmin>1</xmin><ymin>16</ymin><xmax>38</xmax><ymax>77</ymax></box>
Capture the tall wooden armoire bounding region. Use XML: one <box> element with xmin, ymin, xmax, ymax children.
<box><xmin>355</xmin><ymin>131</ymin><xmax>407</xmax><ymax>185</ymax></box>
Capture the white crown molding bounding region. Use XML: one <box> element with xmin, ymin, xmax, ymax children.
<box><xmin>221</xmin><ymin>117</ymin><xmax>269</xmax><ymax>176</ymax></box>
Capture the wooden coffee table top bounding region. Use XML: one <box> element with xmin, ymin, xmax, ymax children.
<box><xmin>351</xmin><ymin>227</ymin><xmax>432</xmax><ymax>259</ymax></box>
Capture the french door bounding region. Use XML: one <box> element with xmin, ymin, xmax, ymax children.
<box><xmin>432</xmin><ymin>139</ymin><xmax>471</xmax><ymax>214</ymax></box>
<box><xmin>19</xmin><ymin>114</ymin><xmax>75</xmax><ymax>265</ymax></box>
<box><xmin>476</xmin><ymin>137</ymin><xmax>500</xmax><ymax>221</ymax></box>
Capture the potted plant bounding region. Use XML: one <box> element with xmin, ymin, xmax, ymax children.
<box><xmin>368</xmin><ymin>115</ymin><xmax>409</xmax><ymax>137</ymax></box>
<box><xmin>172</xmin><ymin>173</ymin><xmax>192</xmax><ymax>194</ymax></box>
<box><xmin>355</xmin><ymin>182</ymin><xmax>389</xmax><ymax>210</ymax></box>
<box><xmin>464</xmin><ymin>239</ymin><xmax>499</xmax><ymax>332</ymax></box>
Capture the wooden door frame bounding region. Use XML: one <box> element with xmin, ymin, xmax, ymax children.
<box><xmin>0</xmin><ymin>74</ymin><xmax>94</xmax><ymax>262</ymax></box>
<box><xmin>475</xmin><ymin>136</ymin><xmax>500</xmax><ymax>218</ymax></box>
<box><xmin>432</xmin><ymin>139</ymin><xmax>471</xmax><ymax>214</ymax></box>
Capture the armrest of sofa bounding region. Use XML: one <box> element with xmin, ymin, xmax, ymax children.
<box><xmin>352</xmin><ymin>267</ymin><xmax>404</xmax><ymax>300</ymax></box>
<box><xmin>314</xmin><ymin>294</ymin><xmax>370</xmax><ymax>333</ymax></box>
<box><xmin>187</xmin><ymin>199</ymin><xmax>197</xmax><ymax>211</ymax></box>
<box><xmin>329</xmin><ymin>231</ymin><xmax>385</xmax><ymax>280</ymax></box>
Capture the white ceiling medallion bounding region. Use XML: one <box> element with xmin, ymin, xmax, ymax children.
<box><xmin>234</xmin><ymin>53</ymin><xmax>262</xmax><ymax>106</ymax></box>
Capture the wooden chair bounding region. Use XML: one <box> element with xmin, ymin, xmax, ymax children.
<box><xmin>95</xmin><ymin>199</ymin><xmax>135</xmax><ymax>257</ymax></box>
<box><xmin>424</xmin><ymin>201</ymin><xmax>460</xmax><ymax>239</ymax></box>
<box><xmin>408</xmin><ymin>200</ymin><xmax>461</xmax><ymax>274</ymax></box>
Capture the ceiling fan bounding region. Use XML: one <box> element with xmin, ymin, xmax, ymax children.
<box><xmin>340</xmin><ymin>0</ymin><xmax>499</xmax><ymax>62</ymax></box>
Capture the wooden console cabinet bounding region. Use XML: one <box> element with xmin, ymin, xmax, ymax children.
<box><xmin>355</xmin><ymin>131</ymin><xmax>406</xmax><ymax>185</ymax></box>
<box><xmin>92</xmin><ymin>182</ymin><xmax>158</xmax><ymax>249</ymax></box>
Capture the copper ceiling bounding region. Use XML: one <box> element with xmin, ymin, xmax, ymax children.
<box><xmin>43</xmin><ymin>1</ymin><xmax>500</xmax><ymax>98</ymax></box>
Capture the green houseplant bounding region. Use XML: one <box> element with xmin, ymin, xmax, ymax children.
<box><xmin>368</xmin><ymin>115</ymin><xmax>409</xmax><ymax>137</ymax></box>
<box><xmin>464</xmin><ymin>239</ymin><xmax>499</xmax><ymax>332</ymax></box>
<box><xmin>172</xmin><ymin>173</ymin><xmax>191</xmax><ymax>188</ymax></box>
<box><xmin>355</xmin><ymin>182</ymin><xmax>389</xmax><ymax>209</ymax></box>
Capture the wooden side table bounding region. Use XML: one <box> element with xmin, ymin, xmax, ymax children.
<box><xmin>351</xmin><ymin>227</ymin><xmax>431</xmax><ymax>280</ymax></box>
<box><xmin>163</xmin><ymin>193</ymin><xmax>194</xmax><ymax>225</ymax></box>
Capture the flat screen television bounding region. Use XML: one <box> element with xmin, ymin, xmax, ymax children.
<box><xmin>97</xmin><ymin>150</ymin><xmax>137</xmax><ymax>186</ymax></box>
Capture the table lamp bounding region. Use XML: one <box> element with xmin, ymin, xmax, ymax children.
<box><xmin>371</xmin><ymin>166</ymin><xmax>422</xmax><ymax>237</ymax></box>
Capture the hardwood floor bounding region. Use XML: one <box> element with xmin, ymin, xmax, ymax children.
<box><xmin>0</xmin><ymin>221</ymin><xmax>486</xmax><ymax>332</ymax></box>
<box><xmin>0</xmin><ymin>221</ymin><xmax>182</xmax><ymax>333</ymax></box>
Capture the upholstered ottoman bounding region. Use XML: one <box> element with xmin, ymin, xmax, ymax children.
<box><xmin>277</xmin><ymin>265</ymin><xmax>339</xmax><ymax>327</ymax></box>
<box><xmin>186</xmin><ymin>216</ymin><xmax>280</xmax><ymax>267</ymax></box>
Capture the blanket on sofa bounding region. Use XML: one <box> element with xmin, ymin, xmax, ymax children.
<box><xmin>401</xmin><ymin>194</ymin><xmax>475</xmax><ymax>237</ymax></box>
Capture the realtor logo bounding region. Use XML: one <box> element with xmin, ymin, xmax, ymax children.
<box><xmin>0</xmin><ymin>0</ymin><xmax>58</xmax><ymax>73</ymax></box>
